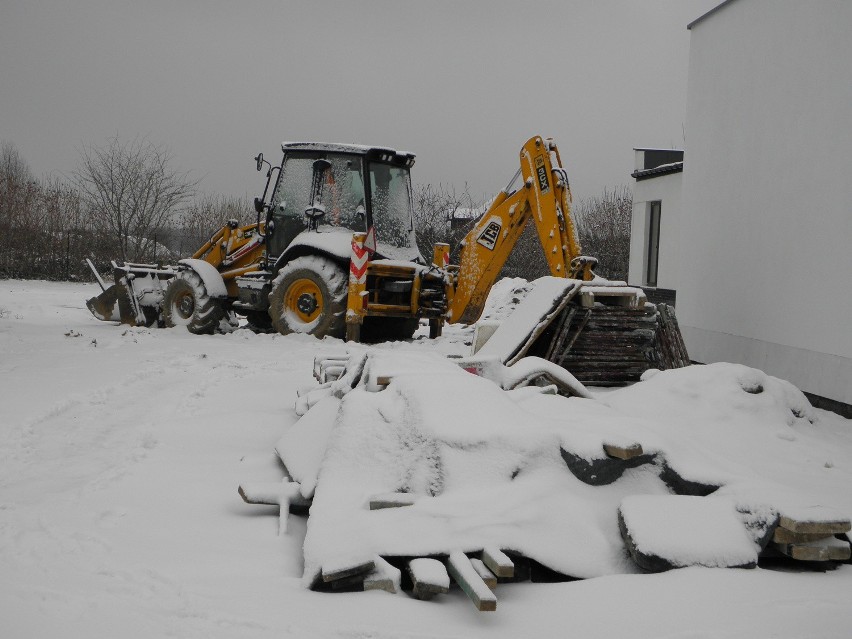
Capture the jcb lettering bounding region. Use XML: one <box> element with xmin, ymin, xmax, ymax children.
<box><xmin>476</xmin><ymin>219</ymin><xmax>502</xmax><ymax>251</ymax></box>
<box><xmin>535</xmin><ymin>155</ymin><xmax>550</xmax><ymax>193</ymax></box>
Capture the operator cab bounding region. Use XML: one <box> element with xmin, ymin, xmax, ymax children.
<box><xmin>255</xmin><ymin>142</ymin><xmax>421</xmax><ymax>265</ymax></box>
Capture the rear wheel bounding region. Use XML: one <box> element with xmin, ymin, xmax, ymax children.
<box><xmin>268</xmin><ymin>256</ymin><xmax>347</xmax><ymax>338</ymax></box>
<box><xmin>163</xmin><ymin>269</ymin><xmax>226</xmax><ymax>334</ymax></box>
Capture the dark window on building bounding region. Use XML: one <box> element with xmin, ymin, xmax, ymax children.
<box><xmin>646</xmin><ymin>201</ymin><xmax>661</xmax><ymax>286</ymax></box>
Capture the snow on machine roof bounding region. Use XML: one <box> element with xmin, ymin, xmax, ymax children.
<box><xmin>281</xmin><ymin>141</ymin><xmax>415</xmax><ymax>164</ymax></box>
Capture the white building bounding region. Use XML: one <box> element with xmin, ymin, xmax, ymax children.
<box><xmin>630</xmin><ymin>0</ymin><xmax>852</xmax><ymax>414</ymax></box>
<box><xmin>628</xmin><ymin>149</ymin><xmax>682</xmax><ymax>298</ymax></box>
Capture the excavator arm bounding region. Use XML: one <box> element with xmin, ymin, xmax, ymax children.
<box><xmin>449</xmin><ymin>136</ymin><xmax>595</xmax><ymax>324</ymax></box>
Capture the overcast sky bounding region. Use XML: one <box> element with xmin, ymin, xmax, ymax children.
<box><xmin>1</xmin><ymin>0</ymin><xmax>718</xmax><ymax>204</ymax></box>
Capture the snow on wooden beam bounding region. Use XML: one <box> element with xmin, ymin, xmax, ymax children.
<box><xmin>470</xmin><ymin>558</ymin><xmax>497</xmax><ymax>590</ymax></box>
<box><xmin>447</xmin><ymin>551</ymin><xmax>497</xmax><ymax>611</ymax></box>
<box><xmin>238</xmin><ymin>480</ymin><xmax>302</xmax><ymax>535</ymax></box>
<box><xmin>364</xmin><ymin>556</ymin><xmax>401</xmax><ymax>594</ymax></box>
<box><xmin>322</xmin><ymin>559</ymin><xmax>376</xmax><ymax>583</ymax></box>
<box><xmin>603</xmin><ymin>442</ymin><xmax>644</xmax><ymax>460</ymax></box>
<box><xmin>313</xmin><ymin>353</ymin><xmax>349</xmax><ymax>381</ymax></box>
<box><xmin>772</xmin><ymin>538</ymin><xmax>851</xmax><ymax>562</ymax></box>
<box><xmin>407</xmin><ymin>558</ymin><xmax>449</xmax><ymax>600</ymax></box>
<box><xmin>778</xmin><ymin>515</ymin><xmax>851</xmax><ymax>535</ymax></box>
<box><xmin>772</xmin><ymin>527</ymin><xmax>837</xmax><ymax>544</ymax></box>
<box><xmin>481</xmin><ymin>547</ymin><xmax>514</xmax><ymax>578</ymax></box>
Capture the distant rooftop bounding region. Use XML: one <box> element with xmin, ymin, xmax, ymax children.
<box><xmin>632</xmin><ymin>148</ymin><xmax>684</xmax><ymax>181</ymax></box>
<box><xmin>687</xmin><ymin>0</ymin><xmax>740</xmax><ymax>30</ymax></box>
<box><xmin>632</xmin><ymin>162</ymin><xmax>684</xmax><ymax>181</ymax></box>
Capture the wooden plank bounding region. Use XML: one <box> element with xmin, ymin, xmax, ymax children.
<box><xmin>556</xmin><ymin>309</ymin><xmax>592</xmax><ymax>367</ymax></box>
<box><xmin>470</xmin><ymin>558</ymin><xmax>497</xmax><ymax>590</ymax></box>
<box><xmin>545</xmin><ymin>306</ymin><xmax>577</xmax><ymax>362</ymax></box>
<box><xmin>828</xmin><ymin>541</ymin><xmax>852</xmax><ymax>561</ymax></box>
<box><xmin>772</xmin><ymin>527</ymin><xmax>836</xmax><ymax>544</ymax></box>
<box><xmin>506</xmin><ymin>282</ymin><xmax>579</xmax><ymax>365</ymax></box>
<box><xmin>774</xmin><ymin>537</ymin><xmax>851</xmax><ymax>562</ymax></box>
<box><xmin>447</xmin><ymin>551</ymin><xmax>497</xmax><ymax>611</ymax></box>
<box><xmin>779</xmin><ymin>515</ymin><xmax>851</xmax><ymax>535</ymax></box>
<box><xmin>655</xmin><ymin>304</ymin><xmax>691</xmax><ymax>369</ymax></box>
<box><xmin>330</xmin><ymin>574</ymin><xmax>365</xmax><ymax>590</ymax></box>
<box><xmin>364</xmin><ymin>556</ymin><xmax>401</xmax><ymax>594</ymax></box>
<box><xmin>408</xmin><ymin>558</ymin><xmax>450</xmax><ymax>600</ymax></box>
<box><xmin>603</xmin><ymin>443</ymin><xmax>644</xmax><ymax>460</ymax></box>
<box><xmin>481</xmin><ymin>547</ymin><xmax>514</xmax><ymax>578</ymax></box>
<box><xmin>322</xmin><ymin>559</ymin><xmax>376</xmax><ymax>583</ymax></box>
<box><xmin>369</xmin><ymin>493</ymin><xmax>417</xmax><ymax>510</ymax></box>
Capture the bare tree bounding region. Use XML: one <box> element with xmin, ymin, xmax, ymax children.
<box><xmin>1</xmin><ymin>141</ymin><xmax>33</xmax><ymax>185</ymax></box>
<box><xmin>73</xmin><ymin>135</ymin><xmax>197</xmax><ymax>263</ymax></box>
<box><xmin>573</xmin><ymin>185</ymin><xmax>632</xmax><ymax>281</ymax></box>
<box><xmin>412</xmin><ymin>183</ymin><xmax>482</xmax><ymax>260</ymax></box>
<box><xmin>176</xmin><ymin>193</ymin><xmax>251</xmax><ymax>256</ymax></box>
<box><xmin>0</xmin><ymin>142</ymin><xmax>38</xmax><ymax>277</ymax></box>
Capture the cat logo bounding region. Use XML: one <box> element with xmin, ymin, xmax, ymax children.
<box><xmin>535</xmin><ymin>155</ymin><xmax>549</xmax><ymax>194</ymax></box>
<box><xmin>476</xmin><ymin>216</ymin><xmax>502</xmax><ymax>251</ymax></box>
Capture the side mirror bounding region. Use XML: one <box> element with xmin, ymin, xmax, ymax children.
<box><xmin>254</xmin><ymin>197</ymin><xmax>264</xmax><ymax>214</ymax></box>
<box><xmin>255</xmin><ymin>153</ymin><xmax>264</xmax><ymax>172</ymax></box>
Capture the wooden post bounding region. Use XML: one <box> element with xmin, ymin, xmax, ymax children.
<box><xmin>447</xmin><ymin>551</ymin><xmax>497</xmax><ymax>611</ymax></box>
<box><xmin>470</xmin><ymin>558</ymin><xmax>497</xmax><ymax>590</ymax></box>
<box><xmin>346</xmin><ymin>232</ymin><xmax>369</xmax><ymax>342</ymax></box>
<box><xmin>481</xmin><ymin>547</ymin><xmax>514</xmax><ymax>578</ymax></box>
<box><xmin>432</xmin><ymin>242</ymin><xmax>450</xmax><ymax>270</ymax></box>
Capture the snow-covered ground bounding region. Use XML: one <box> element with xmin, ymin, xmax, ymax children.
<box><xmin>1</xmin><ymin>279</ymin><xmax>851</xmax><ymax>638</ymax></box>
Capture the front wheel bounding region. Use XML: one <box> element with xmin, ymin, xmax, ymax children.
<box><xmin>162</xmin><ymin>269</ymin><xmax>226</xmax><ymax>334</ymax></box>
<box><xmin>268</xmin><ymin>256</ymin><xmax>348</xmax><ymax>338</ymax></box>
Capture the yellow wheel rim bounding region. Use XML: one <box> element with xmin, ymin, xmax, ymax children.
<box><xmin>284</xmin><ymin>278</ymin><xmax>324</xmax><ymax>324</ymax></box>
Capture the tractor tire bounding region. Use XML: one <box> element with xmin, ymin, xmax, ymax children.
<box><xmin>268</xmin><ymin>256</ymin><xmax>347</xmax><ymax>338</ymax></box>
<box><xmin>162</xmin><ymin>269</ymin><xmax>226</xmax><ymax>334</ymax></box>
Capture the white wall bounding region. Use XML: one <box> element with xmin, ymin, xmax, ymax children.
<box><xmin>628</xmin><ymin>170</ymin><xmax>682</xmax><ymax>288</ymax></box>
<box><xmin>680</xmin><ymin>0</ymin><xmax>852</xmax><ymax>403</ymax></box>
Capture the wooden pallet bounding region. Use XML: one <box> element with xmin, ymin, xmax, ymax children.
<box><xmin>532</xmin><ymin>300</ymin><xmax>690</xmax><ymax>386</ymax></box>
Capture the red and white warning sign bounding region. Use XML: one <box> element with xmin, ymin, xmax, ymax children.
<box><xmin>350</xmin><ymin>239</ymin><xmax>370</xmax><ymax>284</ymax></box>
<box><xmin>363</xmin><ymin>226</ymin><xmax>377</xmax><ymax>255</ymax></box>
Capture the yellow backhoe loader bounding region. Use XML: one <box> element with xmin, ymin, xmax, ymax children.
<box><xmin>87</xmin><ymin>135</ymin><xmax>683</xmax><ymax>382</ymax></box>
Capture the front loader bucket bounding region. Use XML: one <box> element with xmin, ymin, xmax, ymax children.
<box><xmin>85</xmin><ymin>261</ymin><xmax>175</xmax><ymax>327</ymax></box>
<box><xmin>86</xmin><ymin>284</ymin><xmax>124</xmax><ymax>322</ymax></box>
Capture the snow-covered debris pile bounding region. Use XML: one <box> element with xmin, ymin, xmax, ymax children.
<box><xmin>241</xmin><ymin>351</ymin><xmax>852</xmax><ymax>610</ymax></box>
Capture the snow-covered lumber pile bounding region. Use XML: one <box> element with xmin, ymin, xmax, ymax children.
<box><xmin>472</xmin><ymin>276</ymin><xmax>688</xmax><ymax>387</ymax></box>
<box><xmin>240</xmin><ymin>350</ymin><xmax>852</xmax><ymax>611</ymax></box>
